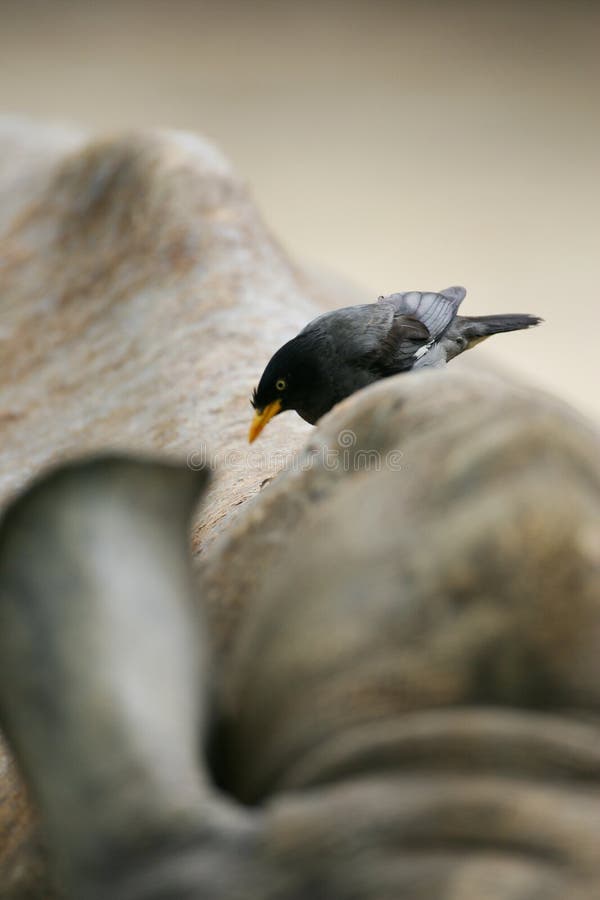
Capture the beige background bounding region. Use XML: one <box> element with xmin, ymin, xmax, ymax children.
<box><xmin>1</xmin><ymin>0</ymin><xmax>598</xmax><ymax>419</ymax></box>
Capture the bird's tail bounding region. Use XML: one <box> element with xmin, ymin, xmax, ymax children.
<box><xmin>457</xmin><ymin>313</ymin><xmax>542</xmax><ymax>345</ymax></box>
<box><xmin>464</xmin><ymin>313</ymin><xmax>542</xmax><ymax>335</ymax></box>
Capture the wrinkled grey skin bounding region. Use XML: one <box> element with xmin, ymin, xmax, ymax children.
<box><xmin>0</xmin><ymin>379</ymin><xmax>600</xmax><ymax>900</ymax></box>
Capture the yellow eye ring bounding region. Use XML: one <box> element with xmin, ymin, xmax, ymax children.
<box><xmin>276</xmin><ymin>378</ymin><xmax>287</xmax><ymax>391</ymax></box>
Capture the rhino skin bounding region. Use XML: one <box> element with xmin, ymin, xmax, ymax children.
<box><xmin>0</xmin><ymin>115</ymin><xmax>322</xmax><ymax>896</ymax></box>
<box><xmin>1</xmin><ymin>118</ymin><xmax>600</xmax><ymax>899</ymax></box>
<box><xmin>0</xmin><ymin>395</ymin><xmax>599</xmax><ymax>899</ymax></box>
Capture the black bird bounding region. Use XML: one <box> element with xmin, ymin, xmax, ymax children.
<box><xmin>249</xmin><ymin>286</ymin><xmax>541</xmax><ymax>442</ymax></box>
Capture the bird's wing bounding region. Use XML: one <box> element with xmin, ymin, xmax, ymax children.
<box><xmin>378</xmin><ymin>286</ymin><xmax>466</xmax><ymax>341</ymax></box>
<box><xmin>303</xmin><ymin>303</ymin><xmax>394</xmax><ymax>354</ymax></box>
<box><xmin>369</xmin><ymin>313</ymin><xmax>431</xmax><ymax>374</ymax></box>
<box><xmin>338</xmin><ymin>307</ymin><xmax>431</xmax><ymax>377</ymax></box>
<box><xmin>302</xmin><ymin>303</ymin><xmax>426</xmax><ymax>373</ymax></box>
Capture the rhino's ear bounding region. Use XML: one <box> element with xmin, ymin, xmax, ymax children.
<box><xmin>0</xmin><ymin>454</ymin><xmax>255</xmax><ymax>899</ymax></box>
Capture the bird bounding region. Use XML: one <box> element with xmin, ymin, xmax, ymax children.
<box><xmin>248</xmin><ymin>286</ymin><xmax>542</xmax><ymax>442</ymax></box>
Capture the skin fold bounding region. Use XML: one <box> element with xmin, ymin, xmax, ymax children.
<box><xmin>0</xmin><ymin>372</ymin><xmax>599</xmax><ymax>900</ymax></box>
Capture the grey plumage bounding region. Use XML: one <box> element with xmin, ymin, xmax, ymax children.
<box><xmin>250</xmin><ymin>285</ymin><xmax>542</xmax><ymax>435</ymax></box>
<box><xmin>374</xmin><ymin>286</ymin><xmax>540</xmax><ymax>369</ymax></box>
<box><xmin>301</xmin><ymin>285</ymin><xmax>540</xmax><ymax>384</ymax></box>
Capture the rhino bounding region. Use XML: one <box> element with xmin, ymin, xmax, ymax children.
<box><xmin>0</xmin><ymin>364</ymin><xmax>599</xmax><ymax>900</ymax></box>
<box><xmin>1</xmin><ymin>112</ymin><xmax>599</xmax><ymax>900</ymax></box>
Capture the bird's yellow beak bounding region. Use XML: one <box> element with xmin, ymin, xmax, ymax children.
<box><xmin>248</xmin><ymin>399</ymin><xmax>282</xmax><ymax>443</ymax></box>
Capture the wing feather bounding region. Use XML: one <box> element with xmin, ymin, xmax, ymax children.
<box><xmin>378</xmin><ymin>286</ymin><xmax>466</xmax><ymax>341</ymax></box>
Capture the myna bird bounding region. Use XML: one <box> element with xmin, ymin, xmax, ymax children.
<box><xmin>249</xmin><ymin>286</ymin><xmax>541</xmax><ymax>442</ymax></box>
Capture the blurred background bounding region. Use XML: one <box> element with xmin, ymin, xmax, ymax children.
<box><xmin>1</xmin><ymin>0</ymin><xmax>598</xmax><ymax>418</ymax></box>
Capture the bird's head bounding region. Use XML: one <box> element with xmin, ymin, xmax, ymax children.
<box><xmin>248</xmin><ymin>336</ymin><xmax>330</xmax><ymax>442</ymax></box>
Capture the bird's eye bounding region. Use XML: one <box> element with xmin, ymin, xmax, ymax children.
<box><xmin>276</xmin><ymin>378</ymin><xmax>286</xmax><ymax>391</ymax></box>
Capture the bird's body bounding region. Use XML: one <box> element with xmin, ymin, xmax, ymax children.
<box><xmin>249</xmin><ymin>286</ymin><xmax>541</xmax><ymax>440</ymax></box>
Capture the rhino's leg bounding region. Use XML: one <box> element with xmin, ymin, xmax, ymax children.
<box><xmin>0</xmin><ymin>456</ymin><xmax>260</xmax><ymax>900</ymax></box>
